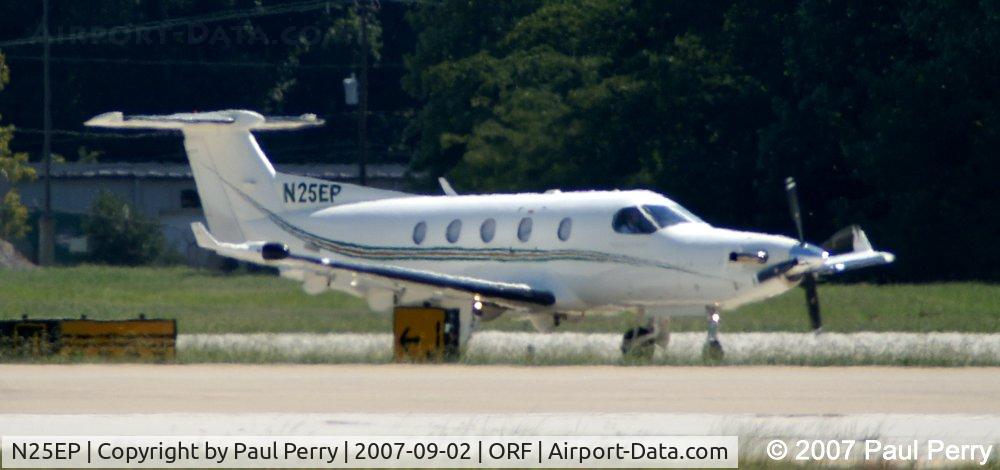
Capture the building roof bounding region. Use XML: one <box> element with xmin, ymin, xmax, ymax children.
<box><xmin>27</xmin><ymin>163</ymin><xmax>409</xmax><ymax>180</ymax></box>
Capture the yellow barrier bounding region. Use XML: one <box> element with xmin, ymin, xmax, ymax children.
<box><xmin>0</xmin><ymin>318</ymin><xmax>176</xmax><ymax>361</ymax></box>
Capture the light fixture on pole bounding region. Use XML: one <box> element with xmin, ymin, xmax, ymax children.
<box><xmin>343</xmin><ymin>73</ymin><xmax>358</xmax><ymax>106</ymax></box>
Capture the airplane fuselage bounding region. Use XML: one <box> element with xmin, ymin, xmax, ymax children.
<box><xmin>247</xmin><ymin>188</ymin><xmax>804</xmax><ymax>317</ymax></box>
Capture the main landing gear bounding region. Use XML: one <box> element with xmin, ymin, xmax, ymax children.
<box><xmin>620</xmin><ymin>316</ymin><xmax>670</xmax><ymax>361</ymax></box>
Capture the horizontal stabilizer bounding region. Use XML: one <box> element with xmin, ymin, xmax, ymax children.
<box><xmin>86</xmin><ymin>110</ymin><xmax>323</xmax><ymax>131</ymax></box>
<box><xmin>190</xmin><ymin>222</ymin><xmax>216</xmax><ymax>250</ymax></box>
<box><xmin>190</xmin><ymin>222</ymin><xmax>269</xmax><ymax>259</ymax></box>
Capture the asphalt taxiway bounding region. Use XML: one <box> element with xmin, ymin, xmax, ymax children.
<box><xmin>2</xmin><ymin>365</ymin><xmax>997</xmax><ymax>414</ymax></box>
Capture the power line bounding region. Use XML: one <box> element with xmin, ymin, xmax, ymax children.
<box><xmin>0</xmin><ymin>0</ymin><xmax>436</xmax><ymax>49</ymax></box>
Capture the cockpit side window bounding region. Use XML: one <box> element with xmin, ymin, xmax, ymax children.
<box><xmin>612</xmin><ymin>207</ymin><xmax>658</xmax><ymax>234</ymax></box>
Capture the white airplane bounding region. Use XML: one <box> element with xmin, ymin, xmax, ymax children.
<box><xmin>86</xmin><ymin>110</ymin><xmax>894</xmax><ymax>359</ymax></box>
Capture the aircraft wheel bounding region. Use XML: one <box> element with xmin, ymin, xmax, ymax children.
<box><xmin>702</xmin><ymin>339</ymin><xmax>724</xmax><ymax>362</ymax></box>
<box><xmin>621</xmin><ymin>326</ymin><xmax>656</xmax><ymax>360</ymax></box>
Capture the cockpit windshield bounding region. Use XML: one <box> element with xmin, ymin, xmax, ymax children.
<box><xmin>612</xmin><ymin>203</ymin><xmax>704</xmax><ymax>234</ymax></box>
<box><xmin>641</xmin><ymin>204</ymin><xmax>704</xmax><ymax>226</ymax></box>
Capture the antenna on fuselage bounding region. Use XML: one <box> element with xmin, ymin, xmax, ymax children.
<box><xmin>438</xmin><ymin>177</ymin><xmax>458</xmax><ymax>196</ymax></box>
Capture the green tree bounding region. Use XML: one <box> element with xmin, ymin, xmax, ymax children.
<box><xmin>404</xmin><ymin>0</ymin><xmax>1000</xmax><ymax>281</ymax></box>
<box><xmin>405</xmin><ymin>0</ymin><xmax>767</xmax><ymax>226</ymax></box>
<box><xmin>0</xmin><ymin>50</ymin><xmax>35</xmax><ymax>240</ymax></box>
<box><xmin>265</xmin><ymin>3</ymin><xmax>384</xmax><ymax>111</ymax></box>
<box><xmin>844</xmin><ymin>0</ymin><xmax>1000</xmax><ymax>280</ymax></box>
<box><xmin>403</xmin><ymin>0</ymin><xmax>541</xmax><ymax>179</ymax></box>
<box><xmin>83</xmin><ymin>191</ymin><xmax>165</xmax><ymax>266</ymax></box>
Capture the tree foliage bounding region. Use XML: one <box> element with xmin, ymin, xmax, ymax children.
<box><xmin>0</xmin><ymin>51</ymin><xmax>35</xmax><ymax>240</ymax></box>
<box><xmin>0</xmin><ymin>1</ymin><xmax>995</xmax><ymax>280</ymax></box>
<box><xmin>0</xmin><ymin>0</ymin><xmax>410</xmax><ymax>166</ymax></box>
<box><xmin>83</xmin><ymin>191</ymin><xmax>165</xmax><ymax>266</ymax></box>
<box><xmin>404</xmin><ymin>0</ymin><xmax>999</xmax><ymax>281</ymax></box>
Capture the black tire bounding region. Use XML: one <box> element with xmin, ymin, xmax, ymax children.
<box><xmin>702</xmin><ymin>339</ymin><xmax>724</xmax><ymax>362</ymax></box>
<box><xmin>621</xmin><ymin>327</ymin><xmax>656</xmax><ymax>360</ymax></box>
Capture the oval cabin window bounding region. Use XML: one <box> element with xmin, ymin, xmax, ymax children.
<box><xmin>412</xmin><ymin>221</ymin><xmax>427</xmax><ymax>245</ymax></box>
<box><xmin>557</xmin><ymin>217</ymin><xmax>572</xmax><ymax>241</ymax></box>
<box><xmin>517</xmin><ymin>217</ymin><xmax>533</xmax><ymax>242</ymax></box>
<box><xmin>480</xmin><ymin>218</ymin><xmax>496</xmax><ymax>243</ymax></box>
<box><xmin>446</xmin><ymin>219</ymin><xmax>462</xmax><ymax>243</ymax></box>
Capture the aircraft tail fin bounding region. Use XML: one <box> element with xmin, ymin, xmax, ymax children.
<box><xmin>86</xmin><ymin>110</ymin><xmax>409</xmax><ymax>243</ymax></box>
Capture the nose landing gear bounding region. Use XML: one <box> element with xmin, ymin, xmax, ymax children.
<box><xmin>703</xmin><ymin>305</ymin><xmax>724</xmax><ymax>362</ymax></box>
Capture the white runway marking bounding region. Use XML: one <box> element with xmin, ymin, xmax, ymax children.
<box><xmin>179</xmin><ymin>331</ymin><xmax>1000</xmax><ymax>365</ymax></box>
<box><xmin>0</xmin><ymin>413</ymin><xmax>996</xmax><ymax>440</ymax></box>
<box><xmin>5</xmin><ymin>365</ymin><xmax>996</xmax><ymax>414</ymax></box>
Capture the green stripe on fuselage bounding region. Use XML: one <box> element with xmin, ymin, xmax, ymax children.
<box><xmin>227</xmin><ymin>180</ymin><xmax>719</xmax><ymax>279</ymax></box>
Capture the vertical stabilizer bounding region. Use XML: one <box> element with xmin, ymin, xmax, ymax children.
<box><xmin>86</xmin><ymin>110</ymin><xmax>410</xmax><ymax>243</ymax></box>
<box><xmin>181</xmin><ymin>124</ymin><xmax>278</xmax><ymax>242</ymax></box>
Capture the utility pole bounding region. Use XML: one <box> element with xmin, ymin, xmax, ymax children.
<box><xmin>357</xmin><ymin>2</ymin><xmax>369</xmax><ymax>186</ymax></box>
<box><xmin>38</xmin><ymin>0</ymin><xmax>54</xmax><ymax>266</ymax></box>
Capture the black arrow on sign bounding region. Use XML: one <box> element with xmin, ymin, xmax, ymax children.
<box><xmin>399</xmin><ymin>327</ymin><xmax>420</xmax><ymax>350</ymax></box>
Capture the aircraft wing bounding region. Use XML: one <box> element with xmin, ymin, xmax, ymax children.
<box><xmin>803</xmin><ymin>250</ymin><xmax>895</xmax><ymax>276</ymax></box>
<box><xmin>757</xmin><ymin>249</ymin><xmax>895</xmax><ymax>282</ymax></box>
<box><xmin>191</xmin><ymin>223</ymin><xmax>555</xmax><ymax>308</ymax></box>
<box><xmin>756</xmin><ymin>224</ymin><xmax>894</xmax><ymax>283</ymax></box>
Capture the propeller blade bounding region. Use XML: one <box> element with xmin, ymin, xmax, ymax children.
<box><xmin>783</xmin><ymin>177</ymin><xmax>822</xmax><ymax>331</ymax></box>
<box><xmin>802</xmin><ymin>274</ymin><xmax>822</xmax><ymax>331</ymax></box>
<box><xmin>785</xmin><ymin>177</ymin><xmax>805</xmax><ymax>243</ymax></box>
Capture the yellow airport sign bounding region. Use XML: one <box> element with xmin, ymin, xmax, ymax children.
<box><xmin>392</xmin><ymin>307</ymin><xmax>460</xmax><ymax>362</ymax></box>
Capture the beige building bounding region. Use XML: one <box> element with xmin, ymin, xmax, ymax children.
<box><xmin>2</xmin><ymin>163</ymin><xmax>408</xmax><ymax>266</ymax></box>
